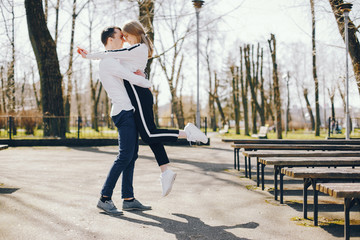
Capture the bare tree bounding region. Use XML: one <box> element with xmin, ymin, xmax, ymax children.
<box><xmin>44</xmin><ymin>0</ymin><xmax>48</xmax><ymax>23</ymax></box>
<box><xmin>327</xmin><ymin>86</ymin><xmax>336</xmax><ymax>120</ymax></box>
<box><xmin>303</xmin><ymin>88</ymin><xmax>315</xmax><ymax>130</ymax></box>
<box><xmin>337</xmin><ymin>79</ymin><xmax>346</xmax><ymax>116</ymax></box>
<box><xmin>25</xmin><ymin>0</ymin><xmax>65</xmax><ymax>137</ymax></box>
<box><xmin>64</xmin><ymin>0</ymin><xmax>78</xmax><ymax>131</ymax></box>
<box><xmin>1</xmin><ymin>0</ymin><xmax>15</xmax><ymax>116</ymax></box>
<box><xmin>54</xmin><ymin>0</ymin><xmax>61</xmax><ymax>46</ymax></box>
<box><xmin>230</xmin><ymin>65</ymin><xmax>240</xmax><ymax>134</ymax></box>
<box><xmin>268</xmin><ymin>34</ymin><xmax>282</xmax><ymax>139</ymax></box>
<box><xmin>204</xmin><ymin>36</ymin><xmax>217</xmax><ymax>131</ymax></box>
<box><xmin>138</xmin><ymin>0</ymin><xmax>154</xmax><ymax>78</ymax></box>
<box><xmin>0</xmin><ymin>66</ymin><xmax>6</xmax><ymax>114</ymax></box>
<box><xmin>211</xmin><ymin>71</ymin><xmax>226</xmax><ymax>126</ymax></box>
<box><xmin>310</xmin><ymin>0</ymin><xmax>321</xmax><ymax>136</ymax></box>
<box><xmin>329</xmin><ymin>0</ymin><xmax>360</xmax><ymax>95</ymax></box>
<box><xmin>240</xmin><ymin>46</ymin><xmax>250</xmax><ymax>135</ymax></box>
<box><xmin>31</xmin><ymin>68</ymin><xmax>41</xmax><ymax>111</ymax></box>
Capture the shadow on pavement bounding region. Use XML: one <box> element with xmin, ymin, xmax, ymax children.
<box><xmin>321</xmin><ymin>224</ymin><xmax>360</xmax><ymax>238</ymax></box>
<box><xmin>0</xmin><ymin>187</ymin><xmax>19</xmax><ymax>194</ymax></box>
<box><xmin>106</xmin><ymin>211</ymin><xmax>258</xmax><ymax>240</ymax></box>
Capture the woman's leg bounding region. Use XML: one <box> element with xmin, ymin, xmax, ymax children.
<box><xmin>124</xmin><ymin>81</ymin><xmax>180</xmax><ymax>144</ymax></box>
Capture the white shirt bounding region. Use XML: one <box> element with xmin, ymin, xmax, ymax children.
<box><xmin>87</xmin><ymin>44</ymin><xmax>151</xmax><ymax>116</ymax></box>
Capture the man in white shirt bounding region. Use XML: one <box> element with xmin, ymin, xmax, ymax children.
<box><xmin>79</xmin><ymin>26</ymin><xmax>152</xmax><ymax>215</ymax></box>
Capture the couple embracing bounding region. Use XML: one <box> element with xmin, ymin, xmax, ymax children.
<box><xmin>78</xmin><ymin>20</ymin><xmax>208</xmax><ymax>215</ymax></box>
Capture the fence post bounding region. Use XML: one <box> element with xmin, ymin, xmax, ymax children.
<box><xmin>8</xmin><ymin>116</ymin><xmax>13</xmax><ymax>140</ymax></box>
<box><xmin>328</xmin><ymin>117</ymin><xmax>331</xmax><ymax>138</ymax></box>
<box><xmin>77</xmin><ymin>116</ymin><xmax>82</xmax><ymax>139</ymax></box>
<box><xmin>204</xmin><ymin>117</ymin><xmax>207</xmax><ymax>135</ymax></box>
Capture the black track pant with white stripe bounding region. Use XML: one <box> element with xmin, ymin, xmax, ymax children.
<box><xmin>124</xmin><ymin>80</ymin><xmax>179</xmax><ymax>166</ymax></box>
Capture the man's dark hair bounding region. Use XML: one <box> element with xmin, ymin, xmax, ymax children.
<box><xmin>101</xmin><ymin>26</ymin><xmax>121</xmax><ymax>46</ymax></box>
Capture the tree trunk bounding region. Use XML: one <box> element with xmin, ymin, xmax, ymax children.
<box><xmin>329</xmin><ymin>0</ymin><xmax>360</xmax><ymax>95</ymax></box>
<box><xmin>268</xmin><ymin>34</ymin><xmax>282</xmax><ymax>139</ymax></box>
<box><xmin>25</xmin><ymin>0</ymin><xmax>65</xmax><ymax>137</ymax></box>
<box><xmin>6</xmin><ymin>1</ymin><xmax>16</xmax><ymax>135</ymax></box>
<box><xmin>304</xmin><ymin>88</ymin><xmax>315</xmax><ymax>130</ymax></box>
<box><xmin>21</xmin><ymin>74</ymin><xmax>26</xmax><ymax>111</ymax></box>
<box><xmin>240</xmin><ymin>47</ymin><xmax>250</xmax><ymax>135</ymax></box>
<box><xmin>31</xmin><ymin>68</ymin><xmax>41</xmax><ymax>112</ymax></box>
<box><xmin>138</xmin><ymin>0</ymin><xmax>154</xmax><ymax>78</ymax></box>
<box><xmin>310</xmin><ymin>0</ymin><xmax>321</xmax><ymax>136</ymax></box>
<box><xmin>230</xmin><ymin>66</ymin><xmax>240</xmax><ymax>134</ymax></box>
<box><xmin>213</xmin><ymin>72</ymin><xmax>226</xmax><ymax>126</ymax></box>
<box><xmin>74</xmin><ymin>76</ymin><xmax>81</xmax><ymax>117</ymax></box>
<box><xmin>64</xmin><ymin>0</ymin><xmax>77</xmax><ymax>132</ymax></box>
<box><xmin>44</xmin><ymin>0</ymin><xmax>48</xmax><ymax>23</ymax></box>
<box><xmin>205</xmin><ymin>37</ymin><xmax>217</xmax><ymax>131</ymax></box>
<box><xmin>337</xmin><ymin>83</ymin><xmax>346</xmax><ymax>117</ymax></box>
<box><xmin>0</xmin><ymin>67</ymin><xmax>6</xmax><ymax>114</ymax></box>
<box><xmin>259</xmin><ymin>47</ymin><xmax>266</xmax><ymax>126</ymax></box>
<box><xmin>327</xmin><ymin>87</ymin><xmax>336</xmax><ymax>120</ymax></box>
<box><xmin>153</xmin><ymin>85</ymin><xmax>160</xmax><ymax>127</ymax></box>
<box><xmin>54</xmin><ymin>0</ymin><xmax>60</xmax><ymax>46</ymax></box>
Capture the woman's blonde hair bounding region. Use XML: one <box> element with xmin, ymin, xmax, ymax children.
<box><xmin>122</xmin><ymin>20</ymin><xmax>153</xmax><ymax>58</ymax></box>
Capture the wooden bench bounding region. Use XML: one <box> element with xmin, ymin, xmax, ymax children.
<box><xmin>241</xmin><ymin>151</ymin><xmax>360</xmax><ymax>185</ymax></box>
<box><xmin>258</xmin><ymin>157</ymin><xmax>360</xmax><ymax>203</ymax></box>
<box><xmin>251</xmin><ymin>126</ymin><xmax>268</xmax><ymax>139</ymax></box>
<box><xmin>223</xmin><ymin>139</ymin><xmax>360</xmax><ymax>144</ymax></box>
<box><xmin>316</xmin><ymin>183</ymin><xmax>360</xmax><ymax>240</ymax></box>
<box><xmin>281</xmin><ymin>168</ymin><xmax>360</xmax><ymax>226</ymax></box>
<box><xmin>231</xmin><ymin>143</ymin><xmax>360</xmax><ymax>178</ymax></box>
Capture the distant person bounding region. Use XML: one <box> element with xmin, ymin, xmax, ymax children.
<box><xmin>78</xmin><ymin>20</ymin><xmax>208</xmax><ymax>197</ymax></box>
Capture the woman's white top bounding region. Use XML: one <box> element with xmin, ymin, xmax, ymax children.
<box><xmin>86</xmin><ymin>44</ymin><xmax>150</xmax><ymax>116</ymax></box>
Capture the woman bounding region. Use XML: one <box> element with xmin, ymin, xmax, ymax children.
<box><xmin>78</xmin><ymin>20</ymin><xmax>207</xmax><ymax>197</ymax></box>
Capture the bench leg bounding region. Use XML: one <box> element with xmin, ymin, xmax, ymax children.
<box><xmin>233</xmin><ymin>149</ymin><xmax>236</xmax><ymax>169</ymax></box>
<box><xmin>344</xmin><ymin>198</ymin><xmax>357</xmax><ymax>240</ymax></box>
<box><xmin>248</xmin><ymin>157</ymin><xmax>252</xmax><ymax>179</ymax></box>
<box><xmin>261</xmin><ymin>163</ymin><xmax>265</xmax><ymax>191</ymax></box>
<box><xmin>237</xmin><ymin>149</ymin><xmax>240</xmax><ymax>171</ymax></box>
<box><xmin>244</xmin><ymin>156</ymin><xmax>248</xmax><ymax>178</ymax></box>
<box><xmin>303</xmin><ymin>178</ymin><xmax>311</xmax><ymax>219</ymax></box>
<box><xmin>280</xmin><ymin>170</ymin><xmax>284</xmax><ymax>204</ymax></box>
<box><xmin>311</xmin><ymin>179</ymin><xmax>318</xmax><ymax>226</ymax></box>
<box><xmin>274</xmin><ymin>166</ymin><xmax>278</xmax><ymax>201</ymax></box>
<box><xmin>257</xmin><ymin>158</ymin><xmax>260</xmax><ymax>187</ymax></box>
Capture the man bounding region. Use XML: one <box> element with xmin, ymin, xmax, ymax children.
<box><xmin>79</xmin><ymin>26</ymin><xmax>152</xmax><ymax>215</ymax></box>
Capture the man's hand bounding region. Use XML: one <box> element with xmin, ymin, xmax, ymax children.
<box><xmin>77</xmin><ymin>47</ymin><xmax>88</xmax><ymax>58</ymax></box>
<box><xmin>134</xmin><ymin>69</ymin><xmax>145</xmax><ymax>77</ymax></box>
<box><xmin>134</xmin><ymin>70</ymin><xmax>151</xmax><ymax>90</ymax></box>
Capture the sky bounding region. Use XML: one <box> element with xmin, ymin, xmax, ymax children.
<box><xmin>1</xmin><ymin>0</ymin><xmax>360</xmax><ymax>117</ymax></box>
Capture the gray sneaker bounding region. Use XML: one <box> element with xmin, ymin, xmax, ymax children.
<box><xmin>97</xmin><ymin>199</ymin><xmax>123</xmax><ymax>215</ymax></box>
<box><xmin>122</xmin><ymin>199</ymin><xmax>152</xmax><ymax>211</ymax></box>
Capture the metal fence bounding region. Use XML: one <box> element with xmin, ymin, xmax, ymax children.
<box><xmin>0</xmin><ymin>115</ymin><xmax>208</xmax><ymax>140</ymax></box>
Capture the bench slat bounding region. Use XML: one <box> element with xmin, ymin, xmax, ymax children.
<box><xmin>316</xmin><ymin>183</ymin><xmax>360</xmax><ymax>198</ymax></box>
<box><xmin>281</xmin><ymin>168</ymin><xmax>360</xmax><ymax>178</ymax></box>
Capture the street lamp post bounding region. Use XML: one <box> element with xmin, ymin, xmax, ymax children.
<box><xmin>339</xmin><ymin>3</ymin><xmax>352</xmax><ymax>140</ymax></box>
<box><xmin>192</xmin><ymin>0</ymin><xmax>204</xmax><ymax>129</ymax></box>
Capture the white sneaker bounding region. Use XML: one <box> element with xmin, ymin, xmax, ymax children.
<box><xmin>184</xmin><ymin>123</ymin><xmax>208</xmax><ymax>144</ymax></box>
<box><xmin>160</xmin><ymin>169</ymin><xmax>177</xmax><ymax>197</ymax></box>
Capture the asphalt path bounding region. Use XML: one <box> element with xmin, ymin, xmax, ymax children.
<box><xmin>0</xmin><ymin>136</ymin><xmax>359</xmax><ymax>239</ymax></box>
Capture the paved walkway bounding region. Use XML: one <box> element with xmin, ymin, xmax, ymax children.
<box><xmin>0</xmin><ymin>135</ymin><xmax>359</xmax><ymax>239</ymax></box>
